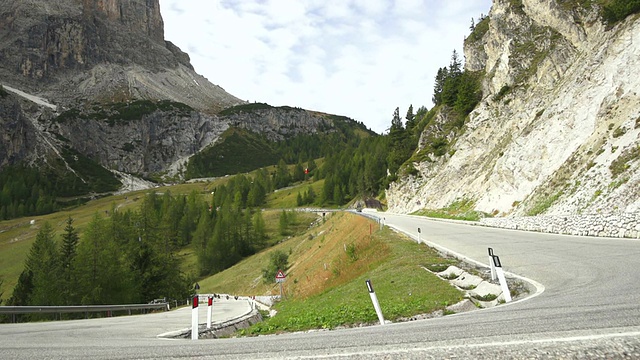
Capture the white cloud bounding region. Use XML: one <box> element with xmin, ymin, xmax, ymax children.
<box><xmin>159</xmin><ymin>0</ymin><xmax>493</xmax><ymax>133</ymax></box>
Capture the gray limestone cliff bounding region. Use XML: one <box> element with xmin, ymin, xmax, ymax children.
<box><xmin>388</xmin><ymin>0</ymin><xmax>640</xmax><ymax>217</ymax></box>
<box><xmin>0</xmin><ymin>0</ymin><xmax>241</xmax><ymax>113</ymax></box>
<box><xmin>0</xmin><ymin>0</ymin><xmax>244</xmax><ymax>182</ymax></box>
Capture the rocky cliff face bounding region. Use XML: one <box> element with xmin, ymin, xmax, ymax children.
<box><xmin>82</xmin><ymin>0</ymin><xmax>164</xmax><ymax>43</ymax></box>
<box><xmin>0</xmin><ymin>91</ymin><xmax>37</xmax><ymax>167</ymax></box>
<box><xmin>0</xmin><ymin>0</ymin><xmax>248</xmax><ymax>183</ymax></box>
<box><xmin>388</xmin><ymin>0</ymin><xmax>640</xmax><ymax>216</ymax></box>
<box><xmin>0</xmin><ymin>0</ymin><xmax>241</xmax><ymax>112</ymax></box>
<box><xmin>224</xmin><ymin>108</ymin><xmax>333</xmax><ymax>141</ymax></box>
<box><xmin>54</xmin><ymin>104</ymin><xmax>229</xmax><ymax>175</ymax></box>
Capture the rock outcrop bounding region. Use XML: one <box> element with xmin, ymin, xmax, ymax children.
<box><xmin>0</xmin><ymin>90</ymin><xmax>38</xmax><ymax>167</ymax></box>
<box><xmin>0</xmin><ymin>0</ymin><xmax>241</xmax><ymax>112</ymax></box>
<box><xmin>54</xmin><ymin>104</ymin><xmax>229</xmax><ymax>175</ymax></box>
<box><xmin>0</xmin><ymin>0</ymin><xmax>245</xmax><ymax>181</ymax></box>
<box><xmin>388</xmin><ymin>0</ymin><xmax>640</xmax><ymax>217</ymax></box>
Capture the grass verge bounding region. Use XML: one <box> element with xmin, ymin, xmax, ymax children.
<box><xmin>236</xmin><ymin>223</ymin><xmax>463</xmax><ymax>335</ymax></box>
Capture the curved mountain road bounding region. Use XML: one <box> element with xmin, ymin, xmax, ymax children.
<box><xmin>1</xmin><ymin>213</ymin><xmax>640</xmax><ymax>359</ymax></box>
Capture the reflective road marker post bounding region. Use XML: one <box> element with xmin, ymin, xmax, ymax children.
<box><xmin>417</xmin><ymin>228</ymin><xmax>421</xmax><ymax>244</ymax></box>
<box><xmin>365</xmin><ymin>279</ymin><xmax>385</xmax><ymax>325</ymax></box>
<box><xmin>492</xmin><ymin>255</ymin><xmax>512</xmax><ymax>303</ymax></box>
<box><xmin>191</xmin><ymin>295</ymin><xmax>199</xmax><ymax>340</ymax></box>
<box><xmin>206</xmin><ymin>296</ymin><xmax>213</xmax><ymax>329</ymax></box>
<box><xmin>488</xmin><ymin>247</ymin><xmax>496</xmax><ymax>281</ymax></box>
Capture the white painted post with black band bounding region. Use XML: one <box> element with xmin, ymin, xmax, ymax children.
<box><xmin>488</xmin><ymin>247</ymin><xmax>496</xmax><ymax>281</ymax></box>
<box><xmin>492</xmin><ymin>255</ymin><xmax>512</xmax><ymax>303</ymax></box>
<box><xmin>206</xmin><ymin>296</ymin><xmax>213</xmax><ymax>329</ymax></box>
<box><xmin>365</xmin><ymin>279</ymin><xmax>385</xmax><ymax>325</ymax></box>
<box><xmin>191</xmin><ymin>295</ymin><xmax>199</xmax><ymax>340</ymax></box>
<box><xmin>417</xmin><ymin>228</ymin><xmax>421</xmax><ymax>244</ymax></box>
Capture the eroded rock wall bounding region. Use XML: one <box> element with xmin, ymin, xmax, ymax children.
<box><xmin>388</xmin><ymin>0</ymin><xmax>640</xmax><ymax>217</ymax></box>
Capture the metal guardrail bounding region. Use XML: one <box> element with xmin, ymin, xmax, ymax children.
<box><xmin>0</xmin><ymin>303</ymin><xmax>169</xmax><ymax>322</ymax></box>
<box><xmin>0</xmin><ymin>303</ymin><xmax>169</xmax><ymax>314</ymax></box>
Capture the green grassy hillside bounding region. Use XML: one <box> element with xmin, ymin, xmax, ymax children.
<box><xmin>198</xmin><ymin>212</ymin><xmax>463</xmax><ymax>333</ymax></box>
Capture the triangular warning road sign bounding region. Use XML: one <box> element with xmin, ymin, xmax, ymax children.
<box><xmin>275</xmin><ymin>270</ymin><xmax>286</xmax><ymax>279</ymax></box>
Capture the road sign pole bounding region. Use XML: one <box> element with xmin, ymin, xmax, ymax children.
<box><xmin>275</xmin><ymin>269</ymin><xmax>286</xmax><ymax>299</ymax></box>
<box><xmin>492</xmin><ymin>255</ymin><xmax>512</xmax><ymax>303</ymax></box>
<box><xmin>206</xmin><ymin>296</ymin><xmax>213</xmax><ymax>329</ymax></box>
<box><xmin>191</xmin><ymin>295</ymin><xmax>199</xmax><ymax>340</ymax></box>
<box><xmin>488</xmin><ymin>248</ymin><xmax>496</xmax><ymax>281</ymax></box>
<box><xmin>365</xmin><ymin>279</ymin><xmax>385</xmax><ymax>325</ymax></box>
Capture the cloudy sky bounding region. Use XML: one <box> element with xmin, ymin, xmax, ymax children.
<box><xmin>159</xmin><ymin>0</ymin><xmax>493</xmax><ymax>134</ymax></box>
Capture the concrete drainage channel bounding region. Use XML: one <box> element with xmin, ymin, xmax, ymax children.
<box><xmin>425</xmin><ymin>264</ymin><xmax>532</xmax><ymax>314</ymax></box>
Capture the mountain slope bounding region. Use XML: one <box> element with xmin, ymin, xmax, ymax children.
<box><xmin>388</xmin><ymin>0</ymin><xmax>640</xmax><ymax>216</ymax></box>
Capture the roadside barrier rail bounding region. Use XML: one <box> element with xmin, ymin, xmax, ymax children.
<box><xmin>0</xmin><ymin>303</ymin><xmax>169</xmax><ymax>322</ymax></box>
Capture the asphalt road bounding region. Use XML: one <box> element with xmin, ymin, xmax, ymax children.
<box><xmin>1</xmin><ymin>213</ymin><xmax>640</xmax><ymax>359</ymax></box>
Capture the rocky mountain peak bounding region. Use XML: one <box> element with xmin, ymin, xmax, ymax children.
<box><xmin>0</xmin><ymin>0</ymin><xmax>240</xmax><ymax>111</ymax></box>
<box><xmin>81</xmin><ymin>0</ymin><xmax>164</xmax><ymax>43</ymax></box>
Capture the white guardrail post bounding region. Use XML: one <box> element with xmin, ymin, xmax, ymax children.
<box><xmin>191</xmin><ymin>295</ymin><xmax>199</xmax><ymax>340</ymax></box>
<box><xmin>488</xmin><ymin>247</ymin><xmax>496</xmax><ymax>281</ymax></box>
<box><xmin>207</xmin><ymin>296</ymin><xmax>213</xmax><ymax>329</ymax></box>
<box><xmin>365</xmin><ymin>279</ymin><xmax>385</xmax><ymax>325</ymax></box>
<box><xmin>492</xmin><ymin>255</ymin><xmax>512</xmax><ymax>303</ymax></box>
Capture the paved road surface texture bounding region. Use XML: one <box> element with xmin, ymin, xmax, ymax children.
<box><xmin>1</xmin><ymin>213</ymin><xmax>639</xmax><ymax>359</ymax></box>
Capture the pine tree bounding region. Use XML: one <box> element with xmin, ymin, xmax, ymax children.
<box><xmin>247</xmin><ymin>181</ymin><xmax>266</xmax><ymax>207</ymax></box>
<box><xmin>274</xmin><ymin>159</ymin><xmax>290</xmax><ymax>189</ymax></box>
<box><xmin>279</xmin><ymin>210</ymin><xmax>289</xmax><ymax>236</ymax></box>
<box><xmin>29</xmin><ymin>222</ymin><xmax>62</xmax><ymax>306</ymax></box>
<box><xmin>333</xmin><ymin>183</ymin><xmax>344</xmax><ymax>205</ymax></box>
<box><xmin>454</xmin><ymin>71</ymin><xmax>482</xmax><ymax>118</ymax></box>
<box><xmin>7</xmin><ymin>270</ymin><xmax>33</xmax><ymax>308</ymax></box>
<box><xmin>252</xmin><ymin>211</ymin><xmax>267</xmax><ymax>248</ymax></box>
<box><xmin>440</xmin><ymin>51</ymin><xmax>464</xmax><ymax>107</ymax></box>
<box><xmin>293</xmin><ymin>162</ymin><xmax>305</xmax><ymax>182</ymax></box>
<box><xmin>405</xmin><ymin>104</ymin><xmax>416</xmax><ymax>132</ymax></box>
<box><xmin>60</xmin><ymin>217</ymin><xmax>80</xmax><ymax>304</ymax></box>
<box><xmin>75</xmin><ymin>214</ymin><xmax>135</xmax><ymax>304</ymax></box>
<box><xmin>387</xmin><ymin>107</ymin><xmax>410</xmax><ymax>177</ymax></box>
<box><xmin>390</xmin><ymin>107</ymin><xmax>403</xmax><ymax>132</ymax></box>
<box><xmin>321</xmin><ymin>175</ymin><xmax>334</xmax><ymax>204</ymax></box>
<box><xmin>449</xmin><ymin>50</ymin><xmax>462</xmax><ymax>76</ymax></box>
<box><xmin>304</xmin><ymin>185</ymin><xmax>316</xmax><ymax>204</ymax></box>
<box><xmin>194</xmin><ymin>208</ymin><xmax>214</xmax><ymax>275</ymax></box>
<box><xmin>433</xmin><ymin>67</ymin><xmax>448</xmax><ymax>105</ymax></box>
